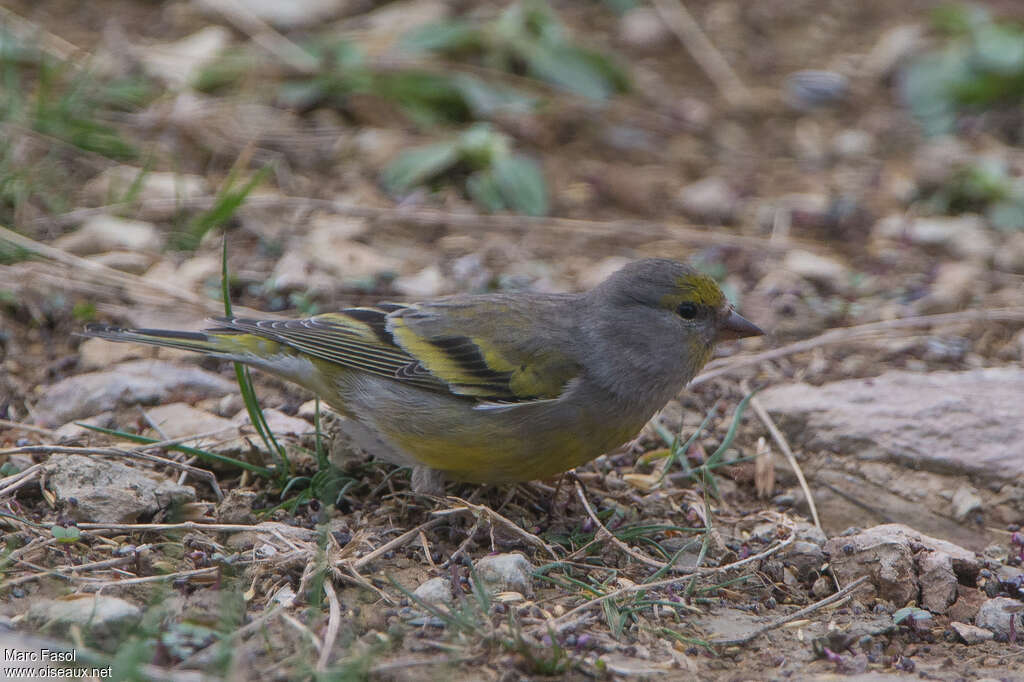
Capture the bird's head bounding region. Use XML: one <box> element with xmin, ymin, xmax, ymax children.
<box><xmin>593</xmin><ymin>258</ymin><xmax>763</xmax><ymax>354</ymax></box>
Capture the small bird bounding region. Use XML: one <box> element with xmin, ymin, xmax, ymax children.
<box><xmin>84</xmin><ymin>258</ymin><xmax>762</xmax><ymax>492</ymax></box>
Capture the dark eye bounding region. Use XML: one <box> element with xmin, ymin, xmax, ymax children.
<box><xmin>677</xmin><ymin>302</ymin><xmax>698</xmax><ymax>320</ymax></box>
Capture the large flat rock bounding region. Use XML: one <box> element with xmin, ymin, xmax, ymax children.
<box><xmin>759</xmin><ymin>368</ymin><xmax>1024</xmax><ymax>479</ymax></box>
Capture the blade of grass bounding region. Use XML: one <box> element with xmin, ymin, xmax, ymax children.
<box><xmin>221</xmin><ymin>238</ymin><xmax>290</xmax><ymax>481</ymax></box>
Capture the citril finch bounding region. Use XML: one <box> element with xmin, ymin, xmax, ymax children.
<box><xmin>84</xmin><ymin>258</ymin><xmax>762</xmax><ymax>492</ymax></box>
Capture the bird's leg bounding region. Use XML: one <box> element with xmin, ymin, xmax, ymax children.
<box><xmin>411</xmin><ymin>465</ymin><xmax>447</xmax><ymax>496</ymax></box>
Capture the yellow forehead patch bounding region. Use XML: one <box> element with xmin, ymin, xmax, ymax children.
<box><xmin>665</xmin><ymin>273</ymin><xmax>725</xmax><ymax>308</ymax></box>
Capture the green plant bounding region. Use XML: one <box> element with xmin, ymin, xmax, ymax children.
<box><xmin>902</xmin><ymin>5</ymin><xmax>1024</xmax><ymax>136</ymax></box>
<box><xmin>382</xmin><ymin>123</ymin><xmax>548</xmax><ymax>215</ymax></box>
<box><xmin>923</xmin><ymin>156</ymin><xmax>1024</xmax><ymax>230</ymax></box>
<box><xmin>402</xmin><ymin>1</ymin><xmax>629</xmax><ymax>101</ymax></box>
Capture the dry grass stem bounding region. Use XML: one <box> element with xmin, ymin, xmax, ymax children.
<box><xmin>748</xmin><ymin>395</ymin><xmax>822</xmax><ymax>532</ymax></box>
<box><xmin>711</xmin><ymin>575</ymin><xmax>871</xmax><ymax>646</ymax></box>
<box><xmin>651</xmin><ymin>0</ymin><xmax>751</xmax><ymax>107</ymax></box>
<box><xmin>317</xmin><ymin>579</ymin><xmax>342</xmax><ymax>672</ymax></box>
<box><xmin>543</xmin><ymin>535</ymin><xmax>795</xmax><ymax>631</ymax></box>
<box><xmin>573</xmin><ymin>480</ymin><xmax>669</xmax><ymax>570</ymax></box>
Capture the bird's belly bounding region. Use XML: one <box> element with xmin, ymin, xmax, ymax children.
<box><xmin>375</xmin><ymin>398</ymin><xmax>647</xmax><ymax>483</ymax></box>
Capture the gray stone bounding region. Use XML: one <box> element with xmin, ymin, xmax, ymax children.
<box><xmin>618</xmin><ymin>8</ymin><xmax>672</xmax><ymax>50</ymax></box>
<box><xmin>950</xmin><ymin>621</ymin><xmax>995</xmax><ymax>645</ymax></box>
<box><xmin>783</xmin><ymin>250</ymin><xmax>849</xmax><ymax>288</ymax></box>
<box><xmin>872</xmin><ymin>214</ymin><xmax>995</xmax><ymax>262</ymax></box>
<box><xmin>784</xmin><ymin>70</ymin><xmax>849</xmax><ymax>109</ymax></box>
<box><xmin>781</xmin><ymin>541</ymin><xmax>825</xmax><ymax>582</ymax></box>
<box><xmin>675</xmin><ymin>177</ymin><xmax>738</xmax><ymax>223</ymax></box>
<box><xmin>951</xmin><ymin>486</ymin><xmax>983</xmax><ymax>522</ymax></box>
<box><xmin>194</xmin><ymin>0</ymin><xmax>350</xmax><ymax>30</ymax></box>
<box><xmin>473</xmin><ymin>553</ymin><xmax>535</xmax><ymax>597</ymax></box>
<box><xmin>43</xmin><ymin>454</ymin><xmax>195</xmax><ymax>523</ymax></box>
<box><xmin>975</xmin><ymin>597</ymin><xmax>1024</xmax><ymax>638</ymax></box>
<box><xmin>26</xmin><ymin>595</ymin><xmax>142</xmax><ymax>650</ymax></box>
<box><xmin>759</xmin><ymin>368</ymin><xmax>1024</xmax><ymax>480</ymax></box>
<box><xmin>824</xmin><ymin>525</ymin><xmax>918</xmax><ymax>606</ymax></box>
<box><xmin>413</xmin><ymin>577</ymin><xmax>454</xmax><ymax>607</ymax></box>
<box><xmin>53</xmin><ymin>215</ymin><xmax>163</xmax><ymax>255</ymax></box>
<box><xmin>85</xmin><ymin>167</ymin><xmax>208</xmax><ymax>220</ymax></box>
<box><xmin>217</xmin><ymin>489</ymin><xmax>259</xmax><ymax>524</ymax></box>
<box><xmin>918</xmin><ymin>551</ymin><xmax>957</xmax><ymax>614</ymax></box>
<box><xmin>139</xmin><ymin>26</ymin><xmax>231</xmax><ymax>89</ymax></box>
<box><xmin>34</xmin><ymin>360</ymin><xmax>235</xmax><ymax>427</ymax></box>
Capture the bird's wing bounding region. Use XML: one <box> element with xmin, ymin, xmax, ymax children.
<box><xmin>210</xmin><ymin>296</ymin><xmax>582</xmax><ymax>402</ymax></box>
<box><xmin>386</xmin><ymin>296</ymin><xmax>582</xmax><ymax>401</ymax></box>
<box><xmin>208</xmin><ymin>305</ymin><xmax>447</xmax><ymax>393</ymax></box>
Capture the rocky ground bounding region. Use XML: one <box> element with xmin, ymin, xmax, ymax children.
<box><xmin>1</xmin><ymin>0</ymin><xmax>1024</xmax><ymax>679</ymax></box>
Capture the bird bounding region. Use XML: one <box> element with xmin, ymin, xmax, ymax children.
<box><xmin>83</xmin><ymin>258</ymin><xmax>763</xmax><ymax>493</ymax></box>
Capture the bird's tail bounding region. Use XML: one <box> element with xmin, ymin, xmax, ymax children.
<box><xmin>80</xmin><ymin>323</ymin><xmax>282</xmax><ymax>360</ymax></box>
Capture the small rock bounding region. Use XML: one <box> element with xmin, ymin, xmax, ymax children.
<box><xmin>782</xmin><ymin>250</ymin><xmax>849</xmax><ymax>289</ymax></box>
<box><xmin>78</xmin><ymin>337</ymin><xmax>145</xmax><ymax>371</ymax></box>
<box><xmin>675</xmin><ymin>177</ymin><xmax>739</xmax><ymax>223</ymax></box>
<box><xmin>393</xmin><ymin>264</ymin><xmax>446</xmax><ymax>298</ymax></box>
<box><xmin>832</xmin><ymin>129</ymin><xmax>875</xmax><ymax>159</ymax></box>
<box><xmin>912</xmin><ymin>137</ymin><xmax>971</xmax><ymax>187</ymax></box>
<box><xmin>87</xmin><ymin>250</ymin><xmax>156</xmax><ymax>274</ymax></box>
<box><xmin>473</xmin><ymin>553</ymin><xmax>535</xmax><ymax>597</ymax></box>
<box><xmin>53</xmin><ymin>215</ymin><xmax>163</xmax><ymax>255</ymax></box>
<box><xmin>824</xmin><ymin>525</ymin><xmax>918</xmax><ymax>606</ymax></box>
<box><xmin>217</xmin><ymin>488</ymin><xmax>259</xmax><ymax>524</ymax></box>
<box><xmin>302</xmin><ymin>222</ymin><xmax>398</xmax><ymax>282</ymax></box>
<box><xmin>43</xmin><ymin>454</ymin><xmax>195</xmax><ymax>523</ymax></box>
<box><xmin>138</xmin><ymin>26</ymin><xmax>231</xmax><ymax>89</ymax></box>
<box><xmin>781</xmin><ymin>541</ymin><xmax>825</xmax><ymax>582</ymax></box>
<box><xmin>233</xmin><ymin>408</ymin><xmax>314</xmax><ymax>437</ymax></box>
<box><xmin>193</xmin><ymin>0</ymin><xmax>349</xmax><ymax>30</ymax></box>
<box><xmin>270</xmin><ymin>250</ymin><xmax>312</xmax><ymax>292</ymax></box>
<box><xmin>951</xmin><ymin>621</ymin><xmax>995</xmax><ymax>645</ymax></box>
<box><xmin>34</xmin><ymin>360</ymin><xmax>235</xmax><ymax>427</ymax></box>
<box><xmin>26</xmin><ymin>596</ymin><xmax>142</xmax><ymax>651</ymax></box>
<box><xmin>784</xmin><ymin>70</ymin><xmax>849</xmax><ymax>109</ymax></box>
<box><xmin>918</xmin><ymin>551</ymin><xmax>957</xmax><ymax>614</ymax></box>
<box><xmin>413</xmin><ymin>577</ymin><xmax>454</xmax><ymax>607</ymax></box>
<box><xmin>872</xmin><ymin>214</ymin><xmax>995</xmax><ymax>262</ymax></box>
<box><xmin>85</xmin><ymin>167</ymin><xmax>208</xmax><ymax>220</ymax></box>
<box><xmin>863</xmin><ymin>24</ymin><xmax>926</xmax><ymax>80</ymax></box>
<box><xmin>994</xmin><ymin>232</ymin><xmax>1024</xmax><ymax>274</ymax></box>
<box><xmin>918</xmin><ymin>262</ymin><xmax>985</xmax><ymax>314</ymax></box>
<box><xmin>145</xmin><ymin>402</ymin><xmax>240</xmax><ymax>448</ymax></box>
<box><xmin>951</xmin><ymin>485</ymin><xmax>983</xmax><ymax>522</ymax></box>
<box><xmin>948</xmin><ymin>586</ymin><xmax>986</xmax><ymax>623</ymax></box>
<box><xmin>54</xmin><ymin>412</ymin><xmax>115</xmax><ymax>443</ymax></box>
<box><xmin>975</xmin><ymin>597</ymin><xmax>1024</xmax><ymax>638</ymax></box>
<box><xmin>811</xmin><ymin>575</ymin><xmax>834</xmax><ymax>599</ymax></box>
<box><xmin>618</xmin><ymin>8</ymin><xmax>672</xmax><ymax>50</ymax></box>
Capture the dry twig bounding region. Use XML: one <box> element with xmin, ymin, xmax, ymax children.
<box><xmin>711</xmin><ymin>575</ymin><xmax>870</xmax><ymax>646</ymax></box>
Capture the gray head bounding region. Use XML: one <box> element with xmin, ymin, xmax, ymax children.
<box><xmin>581</xmin><ymin>258</ymin><xmax>762</xmax><ymax>401</ymax></box>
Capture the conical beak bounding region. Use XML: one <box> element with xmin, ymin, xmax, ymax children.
<box><xmin>718</xmin><ymin>309</ymin><xmax>764</xmax><ymax>341</ymax></box>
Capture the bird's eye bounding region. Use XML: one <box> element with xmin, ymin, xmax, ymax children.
<box><xmin>677</xmin><ymin>302</ymin><xmax>698</xmax><ymax>320</ymax></box>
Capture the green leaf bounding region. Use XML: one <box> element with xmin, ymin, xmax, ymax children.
<box><xmin>988</xmin><ymin>199</ymin><xmax>1024</xmax><ymax>231</ymax></box>
<box><xmin>451</xmin><ymin>74</ymin><xmax>536</xmax><ymax>116</ymax></box>
<box><xmin>492</xmin><ymin>154</ymin><xmax>548</xmax><ymax>216</ymax></box>
<box><xmin>466</xmin><ymin>170</ymin><xmax>506</xmax><ymax>213</ymax></box>
<box><xmin>457</xmin><ymin>123</ymin><xmax>510</xmax><ymax>168</ymax></box>
<box><xmin>400</xmin><ymin>21</ymin><xmax>483</xmax><ymax>55</ymax></box>
<box><xmin>50</xmin><ymin>525</ymin><xmax>81</xmax><ymax>543</ymax></box>
<box><xmin>520</xmin><ymin>43</ymin><xmax>623</xmax><ymax>100</ymax></box>
<box><xmin>973</xmin><ymin>23</ymin><xmax>1024</xmax><ymax>74</ymax></box>
<box><xmin>381</xmin><ymin>141</ymin><xmax>461</xmax><ymax>193</ymax></box>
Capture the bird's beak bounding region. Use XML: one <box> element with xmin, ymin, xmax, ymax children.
<box><xmin>718</xmin><ymin>309</ymin><xmax>764</xmax><ymax>341</ymax></box>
